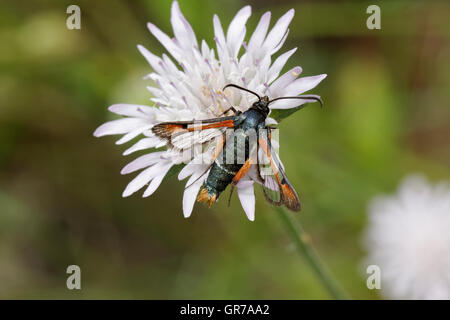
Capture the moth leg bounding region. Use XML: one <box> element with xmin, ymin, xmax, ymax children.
<box><xmin>265</xmin><ymin>124</ymin><xmax>278</xmax><ymax>130</ymax></box>
<box><xmin>211</xmin><ymin>133</ymin><xmax>226</xmax><ymax>161</ymax></box>
<box><xmin>227</xmin><ymin>156</ymin><xmax>255</xmax><ymax>206</ymax></box>
<box><xmin>232</xmin><ymin>156</ymin><xmax>256</xmax><ymax>186</ymax></box>
<box><xmin>219</xmin><ymin>106</ymin><xmax>241</xmax><ymax>117</ymax></box>
<box><xmin>227</xmin><ymin>184</ymin><xmax>235</xmax><ymax>207</ymax></box>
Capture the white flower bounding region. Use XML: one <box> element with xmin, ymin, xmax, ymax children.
<box><xmin>363</xmin><ymin>174</ymin><xmax>450</xmax><ymax>299</ymax></box>
<box><xmin>94</xmin><ymin>1</ymin><xmax>326</xmax><ymax>220</ymax></box>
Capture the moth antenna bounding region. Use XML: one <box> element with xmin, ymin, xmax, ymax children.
<box><xmin>223</xmin><ymin>84</ymin><xmax>261</xmax><ymax>101</ymax></box>
<box><xmin>268</xmin><ymin>95</ymin><xmax>323</xmax><ymax>108</ymax></box>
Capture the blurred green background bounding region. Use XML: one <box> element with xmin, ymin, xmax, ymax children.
<box><xmin>0</xmin><ymin>0</ymin><xmax>449</xmax><ymax>299</ymax></box>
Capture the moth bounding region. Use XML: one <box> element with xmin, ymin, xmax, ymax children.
<box><xmin>152</xmin><ymin>84</ymin><xmax>322</xmax><ymax>211</ymax></box>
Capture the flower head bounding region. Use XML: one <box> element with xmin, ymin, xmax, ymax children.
<box><xmin>364</xmin><ymin>175</ymin><xmax>450</xmax><ymax>299</ymax></box>
<box><xmin>94</xmin><ymin>1</ymin><xmax>326</xmax><ymax>220</ymax></box>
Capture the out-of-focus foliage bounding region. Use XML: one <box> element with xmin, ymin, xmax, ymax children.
<box><xmin>0</xmin><ymin>0</ymin><xmax>449</xmax><ymax>299</ymax></box>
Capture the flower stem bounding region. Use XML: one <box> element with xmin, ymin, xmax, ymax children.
<box><xmin>277</xmin><ymin>207</ymin><xmax>350</xmax><ymax>300</ymax></box>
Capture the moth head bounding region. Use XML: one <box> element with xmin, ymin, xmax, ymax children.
<box><xmin>253</xmin><ymin>96</ymin><xmax>270</xmax><ymax>115</ymax></box>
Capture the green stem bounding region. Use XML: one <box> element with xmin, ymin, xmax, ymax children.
<box><xmin>277</xmin><ymin>207</ymin><xmax>350</xmax><ymax>300</ymax></box>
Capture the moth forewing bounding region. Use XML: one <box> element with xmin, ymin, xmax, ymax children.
<box><xmin>151</xmin><ymin>115</ymin><xmax>239</xmax><ymax>151</ymax></box>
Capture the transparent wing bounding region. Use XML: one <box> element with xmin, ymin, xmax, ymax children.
<box><xmin>171</xmin><ymin>128</ymin><xmax>225</xmax><ymax>150</ymax></box>
<box><xmin>257</xmin><ymin>129</ymin><xmax>300</xmax><ymax>211</ymax></box>
<box><xmin>258</xmin><ymin>144</ymin><xmax>282</xmax><ymax>205</ymax></box>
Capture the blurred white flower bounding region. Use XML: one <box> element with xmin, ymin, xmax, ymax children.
<box><xmin>94</xmin><ymin>1</ymin><xmax>326</xmax><ymax>220</ymax></box>
<box><xmin>364</xmin><ymin>174</ymin><xmax>450</xmax><ymax>299</ymax></box>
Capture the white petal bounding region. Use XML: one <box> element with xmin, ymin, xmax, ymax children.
<box><xmin>93</xmin><ymin>118</ymin><xmax>148</xmax><ymax>137</ymax></box>
<box><xmin>267</xmin><ymin>48</ymin><xmax>297</xmax><ymax>83</ymax></box>
<box><xmin>201</xmin><ymin>39</ymin><xmax>210</xmax><ymax>58</ymax></box>
<box><xmin>115</xmin><ymin>125</ymin><xmax>152</xmax><ymax>145</ymax></box>
<box><xmin>213</xmin><ymin>15</ymin><xmax>228</xmax><ymax>62</ymax></box>
<box><xmin>147</xmin><ymin>22</ymin><xmax>182</xmax><ymax>62</ymax></box>
<box><xmin>263</xmin><ymin>9</ymin><xmax>294</xmax><ymax>52</ymax></box>
<box><xmin>142</xmin><ymin>163</ymin><xmax>172</xmax><ymax>197</ymax></box>
<box><xmin>122</xmin><ymin>162</ymin><xmax>165</xmax><ymax>197</ymax></box>
<box><xmin>178</xmin><ymin>162</ymin><xmax>202</xmax><ymax>180</ymax></box>
<box><xmin>226</xmin><ymin>5</ymin><xmax>251</xmax><ymax>57</ymax></box>
<box><xmin>146</xmin><ymin>86</ymin><xmax>163</xmax><ymax>98</ymax></box>
<box><xmin>226</xmin><ymin>6</ymin><xmax>251</xmax><ymax>43</ymax></box>
<box><xmin>171</xmin><ymin>1</ymin><xmax>197</xmax><ymax>50</ymax></box>
<box><xmin>137</xmin><ymin>45</ymin><xmax>165</xmax><ymax>75</ymax></box>
<box><xmin>142</xmin><ymin>174</ymin><xmax>164</xmax><ymax>198</ymax></box>
<box><xmin>182</xmin><ymin>170</ymin><xmax>207</xmax><ymax>218</ymax></box>
<box><xmin>258</xmin><ymin>54</ymin><xmax>271</xmax><ymax>75</ymax></box>
<box><xmin>247</xmin><ymin>12</ymin><xmax>271</xmax><ymax>52</ymax></box>
<box><xmin>109</xmin><ymin>103</ymin><xmax>155</xmax><ymax>118</ymax></box>
<box><xmin>123</xmin><ymin>137</ymin><xmax>161</xmax><ymax>155</ymax></box>
<box><xmin>162</xmin><ymin>53</ymin><xmax>181</xmax><ymax>76</ymax></box>
<box><xmin>270</xmin><ymin>28</ymin><xmax>290</xmax><ymax>55</ymax></box>
<box><xmin>236</xmin><ymin>180</ymin><xmax>255</xmax><ymax>221</ymax></box>
<box><xmin>121</xmin><ymin>151</ymin><xmax>165</xmax><ymax>175</ymax></box>
<box><xmin>213</xmin><ymin>15</ymin><xmax>226</xmax><ymax>45</ymax></box>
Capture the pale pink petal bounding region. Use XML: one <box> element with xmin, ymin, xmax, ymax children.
<box><xmin>269</xmin><ymin>74</ymin><xmax>327</xmax><ymax>109</ymax></box>
<box><xmin>269</xmin><ymin>99</ymin><xmax>305</xmax><ymax>110</ymax></box>
<box><xmin>284</xmin><ymin>74</ymin><xmax>327</xmax><ymax>96</ymax></box>
<box><xmin>268</xmin><ymin>66</ymin><xmax>302</xmax><ymax>96</ymax></box>
<box><xmin>269</xmin><ymin>94</ymin><xmax>322</xmax><ymax>109</ymax></box>
<box><xmin>236</xmin><ymin>180</ymin><xmax>255</xmax><ymax>221</ymax></box>
<box><xmin>121</xmin><ymin>151</ymin><xmax>166</xmax><ymax>175</ymax></box>
<box><xmin>93</xmin><ymin>118</ymin><xmax>148</xmax><ymax>137</ymax></box>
